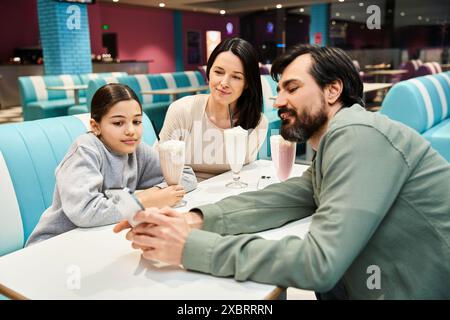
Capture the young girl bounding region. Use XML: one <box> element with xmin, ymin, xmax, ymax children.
<box><xmin>26</xmin><ymin>83</ymin><xmax>197</xmax><ymax>245</ymax></box>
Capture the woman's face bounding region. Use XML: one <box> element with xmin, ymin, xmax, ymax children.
<box><xmin>90</xmin><ymin>99</ymin><xmax>143</xmax><ymax>155</ymax></box>
<box><xmin>208</xmin><ymin>51</ymin><xmax>247</xmax><ymax>107</ymax></box>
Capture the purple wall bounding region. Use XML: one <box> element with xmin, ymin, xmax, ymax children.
<box><xmin>0</xmin><ymin>0</ymin><xmax>40</xmax><ymax>63</ymax></box>
<box><xmin>182</xmin><ymin>12</ymin><xmax>240</xmax><ymax>70</ymax></box>
<box><xmin>87</xmin><ymin>3</ymin><xmax>103</xmax><ymax>56</ymax></box>
<box><xmin>2</xmin><ymin>2</ymin><xmax>233</xmax><ymax>73</ymax></box>
<box><xmin>89</xmin><ymin>3</ymin><xmax>175</xmax><ymax>73</ymax></box>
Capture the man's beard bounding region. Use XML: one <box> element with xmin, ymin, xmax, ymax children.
<box><xmin>278</xmin><ymin>99</ymin><xmax>328</xmax><ymax>143</ymax></box>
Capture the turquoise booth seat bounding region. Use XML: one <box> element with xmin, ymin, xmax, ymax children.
<box><xmin>19</xmin><ymin>74</ymin><xmax>85</xmax><ymax>121</ymax></box>
<box><xmin>0</xmin><ymin>113</ymin><xmax>157</xmax><ymax>257</ymax></box>
<box><xmin>380</xmin><ymin>71</ymin><xmax>450</xmax><ymax>161</ymax></box>
<box><xmin>18</xmin><ymin>73</ymin><xmax>128</xmax><ymax>121</ymax></box>
<box><xmin>260</xmin><ymin>75</ymin><xmax>282</xmax><ymax>159</ymax></box>
<box><xmin>73</xmin><ymin>71</ymin><xmax>207</xmax><ymax>135</ymax></box>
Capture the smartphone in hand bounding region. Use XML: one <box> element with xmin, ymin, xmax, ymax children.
<box><xmin>105</xmin><ymin>188</ymin><xmax>144</xmax><ymax>227</ymax></box>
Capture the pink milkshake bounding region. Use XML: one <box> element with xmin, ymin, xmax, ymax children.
<box><xmin>270</xmin><ymin>135</ymin><xmax>296</xmax><ymax>182</ymax></box>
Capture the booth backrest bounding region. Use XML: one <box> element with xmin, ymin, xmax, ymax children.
<box><xmin>18</xmin><ymin>73</ymin><xmax>129</xmax><ymax>121</ymax></box>
<box><xmin>381</xmin><ymin>72</ymin><xmax>450</xmax><ymax>133</ymax></box>
<box><xmin>78</xmin><ymin>72</ymin><xmax>128</xmax><ymax>97</ymax></box>
<box><xmin>260</xmin><ymin>75</ymin><xmax>278</xmax><ymax>114</ymax></box>
<box><xmin>380</xmin><ymin>72</ymin><xmax>450</xmax><ymax>161</ymax></box>
<box><xmin>86</xmin><ymin>71</ymin><xmax>206</xmax><ymax>110</ymax></box>
<box><xmin>416</xmin><ymin>62</ymin><xmax>442</xmax><ymax>77</ymax></box>
<box><xmin>0</xmin><ymin>113</ymin><xmax>157</xmax><ymax>256</ymax></box>
<box><xmin>19</xmin><ymin>75</ymin><xmax>83</xmax><ymax>107</ymax></box>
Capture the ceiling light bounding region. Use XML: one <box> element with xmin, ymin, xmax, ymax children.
<box><xmin>359</xmin><ymin>2</ymin><xmax>364</xmax><ymax>6</ymax></box>
<box><xmin>339</xmin><ymin>0</ymin><xmax>345</xmax><ymax>2</ymax></box>
<box><xmin>426</xmin><ymin>18</ymin><xmax>430</xmax><ymax>22</ymax></box>
<box><xmin>336</xmin><ymin>12</ymin><xmax>340</xmax><ymax>17</ymax></box>
<box><xmin>220</xmin><ymin>10</ymin><xmax>226</xmax><ymax>15</ymax></box>
<box><xmin>113</xmin><ymin>0</ymin><xmax>119</xmax><ymax>2</ymax></box>
<box><xmin>299</xmin><ymin>8</ymin><xmax>304</xmax><ymax>13</ymax></box>
<box><xmin>351</xmin><ymin>15</ymin><xmax>355</xmax><ymax>20</ymax></box>
<box><xmin>159</xmin><ymin>2</ymin><xmax>165</xmax><ymax>7</ymax></box>
<box><xmin>276</xmin><ymin>4</ymin><xmax>282</xmax><ymax>9</ymax></box>
<box><xmin>400</xmin><ymin>12</ymin><xmax>405</xmax><ymax>16</ymax></box>
<box><xmin>331</xmin><ymin>21</ymin><xmax>336</xmax><ymax>25</ymax></box>
<box><xmin>418</xmin><ymin>16</ymin><xmax>422</xmax><ymax>20</ymax></box>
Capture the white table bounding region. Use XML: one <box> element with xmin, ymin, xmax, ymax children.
<box><xmin>141</xmin><ymin>85</ymin><xmax>209</xmax><ymax>102</ymax></box>
<box><xmin>363</xmin><ymin>82</ymin><xmax>393</xmax><ymax>93</ymax></box>
<box><xmin>46</xmin><ymin>84</ymin><xmax>88</xmax><ymax>106</ymax></box>
<box><xmin>0</xmin><ymin>160</ymin><xmax>312</xmax><ymax>300</ymax></box>
<box><xmin>366</xmin><ymin>69</ymin><xmax>407</xmax><ymax>83</ymax></box>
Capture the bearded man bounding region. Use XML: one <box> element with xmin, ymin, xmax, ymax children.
<box><xmin>115</xmin><ymin>45</ymin><xmax>450</xmax><ymax>300</ymax></box>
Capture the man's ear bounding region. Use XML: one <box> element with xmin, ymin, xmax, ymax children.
<box><xmin>90</xmin><ymin>119</ymin><xmax>101</xmax><ymax>136</ymax></box>
<box><xmin>325</xmin><ymin>79</ymin><xmax>343</xmax><ymax>105</ymax></box>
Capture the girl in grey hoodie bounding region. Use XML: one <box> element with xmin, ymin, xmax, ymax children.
<box><xmin>27</xmin><ymin>83</ymin><xmax>197</xmax><ymax>245</ymax></box>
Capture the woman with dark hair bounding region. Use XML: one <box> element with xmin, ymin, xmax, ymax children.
<box><xmin>27</xmin><ymin>83</ymin><xmax>196</xmax><ymax>245</ymax></box>
<box><xmin>159</xmin><ymin>38</ymin><xmax>268</xmax><ymax>181</ymax></box>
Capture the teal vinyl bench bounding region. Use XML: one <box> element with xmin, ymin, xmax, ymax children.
<box><xmin>18</xmin><ymin>72</ymin><xmax>127</xmax><ymax>121</ymax></box>
<box><xmin>380</xmin><ymin>71</ymin><xmax>450</xmax><ymax>162</ymax></box>
<box><xmin>260</xmin><ymin>75</ymin><xmax>282</xmax><ymax>158</ymax></box>
<box><xmin>73</xmin><ymin>71</ymin><xmax>207</xmax><ymax>134</ymax></box>
<box><xmin>0</xmin><ymin>112</ymin><xmax>157</xmax><ymax>257</ymax></box>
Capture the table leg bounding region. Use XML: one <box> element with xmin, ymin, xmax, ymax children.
<box><xmin>74</xmin><ymin>89</ymin><xmax>80</xmax><ymax>106</ymax></box>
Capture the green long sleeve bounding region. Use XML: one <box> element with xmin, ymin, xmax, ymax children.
<box><xmin>193</xmin><ymin>166</ymin><xmax>316</xmax><ymax>235</ymax></box>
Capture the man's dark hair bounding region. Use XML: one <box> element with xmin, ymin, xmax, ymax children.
<box><xmin>206</xmin><ymin>37</ymin><xmax>263</xmax><ymax>129</ymax></box>
<box><xmin>271</xmin><ymin>44</ymin><xmax>364</xmax><ymax>108</ymax></box>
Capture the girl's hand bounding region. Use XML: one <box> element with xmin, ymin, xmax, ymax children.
<box><xmin>157</xmin><ymin>185</ymin><xmax>186</xmax><ymax>207</ymax></box>
<box><xmin>136</xmin><ymin>185</ymin><xmax>185</xmax><ymax>208</ymax></box>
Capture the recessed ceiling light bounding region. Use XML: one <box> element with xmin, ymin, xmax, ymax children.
<box><xmin>339</xmin><ymin>0</ymin><xmax>345</xmax><ymax>2</ymax></box>
<box><xmin>359</xmin><ymin>2</ymin><xmax>364</xmax><ymax>6</ymax></box>
<box><xmin>351</xmin><ymin>15</ymin><xmax>355</xmax><ymax>20</ymax></box>
<box><xmin>400</xmin><ymin>12</ymin><xmax>405</xmax><ymax>16</ymax></box>
<box><xmin>336</xmin><ymin>12</ymin><xmax>340</xmax><ymax>17</ymax></box>
<box><xmin>331</xmin><ymin>20</ymin><xmax>336</xmax><ymax>25</ymax></box>
<box><xmin>299</xmin><ymin>8</ymin><xmax>304</xmax><ymax>13</ymax></box>
<box><xmin>113</xmin><ymin>0</ymin><xmax>119</xmax><ymax>3</ymax></box>
<box><xmin>276</xmin><ymin>4</ymin><xmax>282</xmax><ymax>9</ymax></box>
<box><xmin>418</xmin><ymin>16</ymin><xmax>422</xmax><ymax>20</ymax></box>
<box><xmin>159</xmin><ymin>2</ymin><xmax>165</xmax><ymax>7</ymax></box>
<box><xmin>219</xmin><ymin>10</ymin><xmax>226</xmax><ymax>15</ymax></box>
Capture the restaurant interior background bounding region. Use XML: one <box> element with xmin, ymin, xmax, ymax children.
<box><xmin>0</xmin><ymin>0</ymin><xmax>449</xmax><ymax>132</ymax></box>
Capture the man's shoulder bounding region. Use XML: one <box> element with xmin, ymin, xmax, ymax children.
<box><xmin>323</xmin><ymin>104</ymin><xmax>432</xmax><ymax>167</ymax></box>
<box><xmin>328</xmin><ymin>104</ymin><xmax>411</xmax><ymax>137</ymax></box>
<box><xmin>329</xmin><ymin>105</ymin><xmax>374</xmax><ymax>130</ymax></box>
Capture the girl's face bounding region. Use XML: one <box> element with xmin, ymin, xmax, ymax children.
<box><xmin>90</xmin><ymin>99</ymin><xmax>143</xmax><ymax>155</ymax></box>
<box><xmin>208</xmin><ymin>51</ymin><xmax>247</xmax><ymax>108</ymax></box>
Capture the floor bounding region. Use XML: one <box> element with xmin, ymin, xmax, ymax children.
<box><xmin>0</xmin><ymin>106</ymin><xmax>23</xmax><ymax>124</ymax></box>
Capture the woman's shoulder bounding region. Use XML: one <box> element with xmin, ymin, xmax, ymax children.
<box><xmin>168</xmin><ymin>94</ymin><xmax>208</xmax><ymax>112</ymax></box>
<box><xmin>166</xmin><ymin>94</ymin><xmax>208</xmax><ymax>122</ymax></box>
<box><xmin>257</xmin><ymin>112</ymin><xmax>269</xmax><ymax>129</ymax></box>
